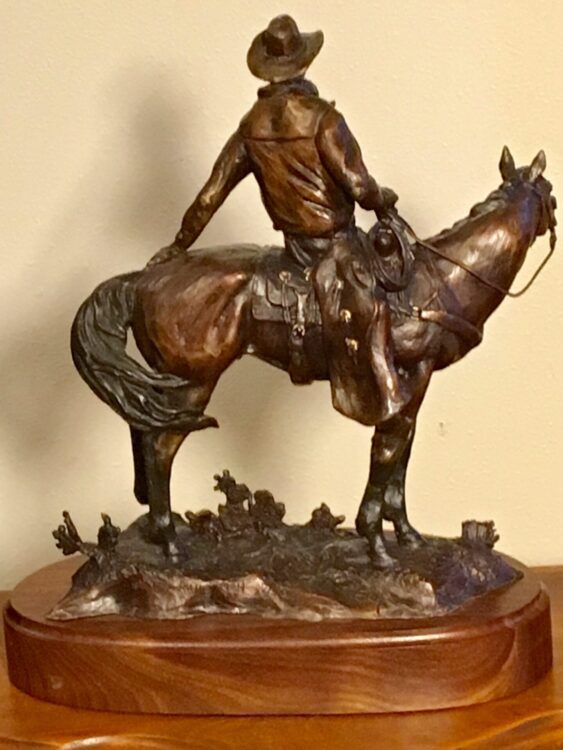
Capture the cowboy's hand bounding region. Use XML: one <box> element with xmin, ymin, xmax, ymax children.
<box><xmin>375</xmin><ymin>186</ymin><xmax>398</xmax><ymax>221</ymax></box>
<box><xmin>381</xmin><ymin>187</ymin><xmax>398</xmax><ymax>210</ymax></box>
<box><xmin>147</xmin><ymin>242</ymin><xmax>184</xmax><ymax>267</ymax></box>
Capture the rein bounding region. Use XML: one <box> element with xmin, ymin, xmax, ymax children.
<box><xmin>391</xmin><ymin>183</ymin><xmax>557</xmax><ymax>299</ymax></box>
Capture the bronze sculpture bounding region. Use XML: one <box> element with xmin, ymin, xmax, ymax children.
<box><xmin>65</xmin><ymin>14</ymin><xmax>556</xmax><ymax>607</ymax></box>
<box><xmin>4</xmin><ymin>13</ymin><xmax>557</xmax><ymax>717</ymax></box>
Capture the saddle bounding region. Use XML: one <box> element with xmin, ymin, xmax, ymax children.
<box><xmin>252</xmin><ymin>247</ymin><xmax>321</xmax><ymax>325</ymax></box>
<box><xmin>251</xmin><ymin>224</ymin><xmax>413</xmax><ymax>331</ymax></box>
<box><xmin>251</xmin><ymin>247</ymin><xmax>321</xmax><ymax>383</ymax></box>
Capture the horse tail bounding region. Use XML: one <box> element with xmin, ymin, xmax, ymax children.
<box><xmin>70</xmin><ymin>272</ymin><xmax>218</xmax><ymax>432</ymax></box>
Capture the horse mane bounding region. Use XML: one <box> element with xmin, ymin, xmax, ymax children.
<box><xmin>428</xmin><ymin>184</ymin><xmax>509</xmax><ymax>244</ymax></box>
<box><xmin>391</xmin><ymin>182</ymin><xmax>514</xmax><ymax>313</ymax></box>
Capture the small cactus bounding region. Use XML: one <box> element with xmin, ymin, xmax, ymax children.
<box><xmin>250</xmin><ymin>490</ymin><xmax>286</xmax><ymax>531</ymax></box>
<box><xmin>53</xmin><ymin>512</ymin><xmax>85</xmax><ymax>556</ymax></box>
<box><xmin>53</xmin><ymin>512</ymin><xmax>119</xmax><ymax>557</ymax></box>
<box><xmin>186</xmin><ymin>509</ymin><xmax>222</xmax><ymax>541</ymax></box>
<box><xmin>461</xmin><ymin>520</ymin><xmax>499</xmax><ymax>549</ymax></box>
<box><xmin>97</xmin><ymin>514</ymin><xmax>120</xmax><ymax>551</ymax></box>
<box><xmin>307</xmin><ymin>503</ymin><xmax>345</xmax><ymax>531</ymax></box>
<box><xmin>214</xmin><ymin>470</ymin><xmax>251</xmax><ymax>506</ymax></box>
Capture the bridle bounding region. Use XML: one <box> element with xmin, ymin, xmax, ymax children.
<box><xmin>391</xmin><ymin>181</ymin><xmax>557</xmax><ymax>299</ymax></box>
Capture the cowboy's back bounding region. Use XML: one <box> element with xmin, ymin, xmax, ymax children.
<box><xmin>167</xmin><ymin>78</ymin><xmax>382</xmax><ymax>253</ymax></box>
<box><xmin>240</xmin><ymin>79</ymin><xmax>379</xmax><ymax>240</ymax></box>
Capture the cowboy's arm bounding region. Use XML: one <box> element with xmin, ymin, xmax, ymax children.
<box><xmin>317</xmin><ymin>108</ymin><xmax>395</xmax><ymax>214</ymax></box>
<box><xmin>149</xmin><ymin>131</ymin><xmax>250</xmax><ymax>265</ymax></box>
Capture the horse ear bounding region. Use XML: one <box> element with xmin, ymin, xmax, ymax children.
<box><xmin>499</xmin><ymin>146</ymin><xmax>516</xmax><ymax>180</ymax></box>
<box><xmin>529</xmin><ymin>150</ymin><xmax>547</xmax><ymax>181</ymax></box>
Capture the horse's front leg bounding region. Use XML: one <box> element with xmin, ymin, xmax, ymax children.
<box><xmin>382</xmin><ymin>423</ymin><xmax>425</xmax><ymax>548</ymax></box>
<box><xmin>356</xmin><ymin>414</ymin><xmax>414</xmax><ymax>568</ymax></box>
<box><xmin>379</xmin><ymin>360</ymin><xmax>433</xmax><ymax>550</ymax></box>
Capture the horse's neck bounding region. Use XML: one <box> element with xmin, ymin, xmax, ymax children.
<box><xmin>427</xmin><ymin>186</ymin><xmax>539</xmax><ymax>327</ymax></box>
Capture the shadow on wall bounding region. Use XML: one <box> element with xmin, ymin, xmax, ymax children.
<box><xmin>107</xmin><ymin>73</ymin><xmax>192</xmax><ymax>248</ymax></box>
<box><xmin>0</xmin><ymin>69</ymin><xmax>337</xmax><ymax>585</ymax></box>
<box><xmin>1</xmin><ymin>73</ymin><xmax>196</xmax><ymax>489</ymax></box>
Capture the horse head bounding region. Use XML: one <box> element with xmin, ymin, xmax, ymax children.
<box><xmin>499</xmin><ymin>146</ymin><xmax>557</xmax><ymax>248</ymax></box>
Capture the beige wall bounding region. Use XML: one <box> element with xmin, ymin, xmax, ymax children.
<box><xmin>1</xmin><ymin>0</ymin><xmax>562</xmax><ymax>589</ymax></box>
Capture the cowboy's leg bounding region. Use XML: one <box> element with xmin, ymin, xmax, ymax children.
<box><xmin>330</xmin><ymin>234</ymin><xmax>406</xmax><ymax>422</ymax></box>
<box><xmin>368</xmin><ymin>293</ymin><xmax>405</xmax><ymax>421</ymax></box>
<box><xmin>282</xmin><ymin>235</ymin><xmax>331</xmax><ymax>384</ymax></box>
<box><xmin>284</xmin><ymin>233</ymin><xmax>339</xmax><ymax>329</ymax></box>
<box><xmin>312</xmin><ymin>233</ymin><xmax>373</xmax><ymax>342</ymax></box>
<box><xmin>312</xmin><ymin>252</ymin><xmax>340</xmax><ymax>321</ymax></box>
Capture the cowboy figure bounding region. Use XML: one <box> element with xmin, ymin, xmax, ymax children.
<box><xmin>150</xmin><ymin>15</ymin><xmax>406</xmax><ymax>422</ymax></box>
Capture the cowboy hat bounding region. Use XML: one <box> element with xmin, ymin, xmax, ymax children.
<box><xmin>247</xmin><ymin>15</ymin><xmax>324</xmax><ymax>82</ymax></box>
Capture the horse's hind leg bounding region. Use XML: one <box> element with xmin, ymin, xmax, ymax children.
<box><xmin>130</xmin><ymin>379</ymin><xmax>218</xmax><ymax>557</ymax></box>
<box><xmin>131</xmin><ymin>427</ymin><xmax>188</xmax><ymax>557</ymax></box>
<box><xmin>131</xmin><ymin>378</ymin><xmax>217</xmax><ymax>556</ymax></box>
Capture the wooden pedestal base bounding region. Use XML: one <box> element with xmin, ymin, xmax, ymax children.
<box><xmin>3</xmin><ymin>557</ymin><xmax>552</xmax><ymax>715</ymax></box>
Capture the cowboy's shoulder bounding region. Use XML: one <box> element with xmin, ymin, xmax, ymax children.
<box><xmin>310</xmin><ymin>94</ymin><xmax>337</xmax><ymax>117</ymax></box>
<box><xmin>316</xmin><ymin>102</ymin><xmax>348</xmax><ymax>131</ymax></box>
<box><xmin>239</xmin><ymin>93</ymin><xmax>334</xmax><ymax>141</ymax></box>
<box><xmin>238</xmin><ymin>102</ymin><xmax>259</xmax><ymax>137</ymax></box>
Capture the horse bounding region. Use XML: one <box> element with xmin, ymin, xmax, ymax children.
<box><xmin>71</xmin><ymin>147</ymin><xmax>556</xmax><ymax>568</ymax></box>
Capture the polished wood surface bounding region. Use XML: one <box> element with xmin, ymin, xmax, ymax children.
<box><xmin>2</xmin><ymin>559</ymin><xmax>554</xmax><ymax>724</ymax></box>
<box><xmin>0</xmin><ymin>566</ymin><xmax>562</xmax><ymax>748</ymax></box>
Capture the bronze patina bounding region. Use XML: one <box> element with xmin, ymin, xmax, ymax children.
<box><xmin>62</xmin><ymin>15</ymin><xmax>557</xmax><ymax>618</ymax></box>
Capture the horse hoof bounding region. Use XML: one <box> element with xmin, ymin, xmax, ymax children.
<box><xmin>398</xmin><ymin>529</ymin><xmax>426</xmax><ymax>549</ymax></box>
<box><xmin>164</xmin><ymin>540</ymin><xmax>182</xmax><ymax>561</ymax></box>
<box><xmin>146</xmin><ymin>523</ymin><xmax>181</xmax><ymax>559</ymax></box>
<box><xmin>369</xmin><ymin>550</ymin><xmax>400</xmax><ymax>571</ymax></box>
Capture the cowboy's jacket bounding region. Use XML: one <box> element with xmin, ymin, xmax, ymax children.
<box><xmin>175</xmin><ymin>78</ymin><xmax>382</xmax><ymax>248</ymax></box>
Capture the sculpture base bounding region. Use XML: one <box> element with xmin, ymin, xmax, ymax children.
<box><xmin>4</xmin><ymin>557</ymin><xmax>552</xmax><ymax>715</ymax></box>
<box><xmin>47</xmin><ymin>511</ymin><xmax>521</xmax><ymax>621</ymax></box>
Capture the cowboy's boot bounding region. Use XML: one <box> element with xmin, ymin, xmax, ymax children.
<box><xmin>368</xmin><ymin>299</ymin><xmax>406</xmax><ymax>421</ymax></box>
